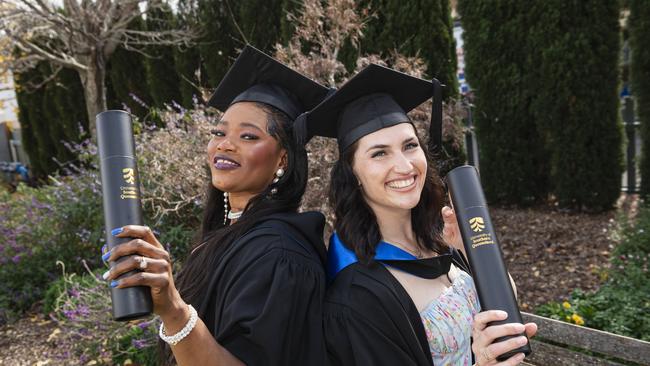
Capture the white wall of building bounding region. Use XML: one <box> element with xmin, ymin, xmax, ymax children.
<box><xmin>0</xmin><ymin>70</ymin><xmax>19</xmax><ymax>128</ymax></box>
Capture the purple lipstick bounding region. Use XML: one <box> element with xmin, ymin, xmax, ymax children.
<box><xmin>214</xmin><ymin>155</ymin><xmax>241</xmax><ymax>170</ymax></box>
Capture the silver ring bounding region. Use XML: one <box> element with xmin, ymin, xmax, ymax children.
<box><xmin>139</xmin><ymin>256</ymin><xmax>148</xmax><ymax>270</ymax></box>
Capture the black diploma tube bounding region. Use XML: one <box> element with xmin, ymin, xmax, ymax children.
<box><xmin>97</xmin><ymin>110</ymin><xmax>153</xmax><ymax>321</ymax></box>
<box><xmin>446</xmin><ymin>165</ymin><xmax>531</xmax><ymax>361</ymax></box>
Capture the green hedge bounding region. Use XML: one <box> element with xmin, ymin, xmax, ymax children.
<box><xmin>145</xmin><ymin>3</ymin><xmax>182</xmax><ymax>108</ymax></box>
<box><xmin>631</xmin><ymin>0</ymin><xmax>650</xmax><ymax>197</ymax></box>
<box><xmin>531</xmin><ymin>1</ymin><xmax>622</xmax><ymax>210</ymax></box>
<box><xmin>14</xmin><ymin>64</ymin><xmax>88</xmax><ymax>178</ymax></box>
<box><xmin>457</xmin><ymin>0</ymin><xmax>549</xmax><ymax>204</ymax></box>
<box><xmin>459</xmin><ymin>1</ymin><xmax>622</xmax><ymax>209</ymax></box>
<box><xmin>359</xmin><ymin>0</ymin><xmax>457</xmax><ymax>99</ymax></box>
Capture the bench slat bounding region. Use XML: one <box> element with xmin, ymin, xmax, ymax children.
<box><xmin>526</xmin><ymin>339</ymin><xmax>627</xmax><ymax>366</ymax></box>
<box><xmin>522</xmin><ymin>312</ymin><xmax>650</xmax><ymax>365</ymax></box>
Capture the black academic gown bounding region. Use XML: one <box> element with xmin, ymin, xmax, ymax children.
<box><xmin>198</xmin><ymin>211</ymin><xmax>327</xmax><ymax>366</ymax></box>
<box><xmin>324</xmin><ymin>249</ymin><xmax>470</xmax><ymax>366</ymax></box>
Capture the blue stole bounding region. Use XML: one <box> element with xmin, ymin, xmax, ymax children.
<box><xmin>327</xmin><ymin>232</ymin><xmax>452</xmax><ymax>281</ymax></box>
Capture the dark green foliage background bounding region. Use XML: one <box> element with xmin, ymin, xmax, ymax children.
<box><xmin>14</xmin><ymin>64</ymin><xmax>88</xmax><ymax>178</ymax></box>
<box><xmin>358</xmin><ymin>0</ymin><xmax>458</xmax><ymax>99</ymax></box>
<box><xmin>457</xmin><ymin>0</ymin><xmax>549</xmax><ymax>205</ymax></box>
<box><xmin>458</xmin><ymin>0</ymin><xmax>622</xmax><ymax>210</ymax></box>
<box><xmin>13</xmin><ymin>0</ymin><xmax>460</xmax><ymax>178</ymax></box>
<box><xmin>630</xmin><ymin>1</ymin><xmax>650</xmax><ymax>197</ymax></box>
<box><xmin>530</xmin><ymin>1</ymin><xmax>622</xmax><ymax>210</ymax></box>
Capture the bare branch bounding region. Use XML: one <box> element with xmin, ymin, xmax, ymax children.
<box><xmin>0</xmin><ymin>0</ymin><xmax>198</xmax><ymax>136</ymax></box>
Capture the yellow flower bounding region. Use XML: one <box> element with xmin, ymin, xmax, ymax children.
<box><xmin>562</xmin><ymin>301</ymin><xmax>571</xmax><ymax>309</ymax></box>
<box><xmin>571</xmin><ymin>314</ymin><xmax>585</xmax><ymax>326</ymax></box>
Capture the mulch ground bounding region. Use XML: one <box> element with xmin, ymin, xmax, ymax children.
<box><xmin>0</xmin><ymin>312</ymin><xmax>72</xmax><ymax>366</ymax></box>
<box><xmin>0</xmin><ymin>196</ymin><xmax>637</xmax><ymax>365</ymax></box>
<box><xmin>493</xmin><ymin>203</ymin><xmax>622</xmax><ymax>312</ymax></box>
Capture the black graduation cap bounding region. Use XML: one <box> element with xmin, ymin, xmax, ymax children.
<box><xmin>302</xmin><ymin>64</ymin><xmax>442</xmax><ymax>153</ymax></box>
<box><xmin>207</xmin><ymin>45</ymin><xmax>330</xmax><ymax>121</ymax></box>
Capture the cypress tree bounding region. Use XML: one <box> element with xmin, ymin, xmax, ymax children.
<box><xmin>174</xmin><ymin>46</ymin><xmax>202</xmax><ymax>107</ymax></box>
<box><xmin>174</xmin><ymin>0</ymin><xmax>201</xmax><ymax>107</ymax></box>
<box><xmin>360</xmin><ymin>0</ymin><xmax>458</xmax><ymax>99</ymax></box>
<box><xmin>197</xmin><ymin>0</ymin><xmax>236</xmax><ymax>87</ymax></box>
<box><xmin>15</xmin><ymin>65</ymin><xmax>88</xmax><ymax>178</ymax></box>
<box><xmin>197</xmin><ymin>0</ymin><xmax>287</xmax><ymax>87</ymax></box>
<box><xmin>279</xmin><ymin>0</ymin><xmax>303</xmax><ymax>45</ymax></box>
<box><xmin>107</xmin><ymin>16</ymin><xmax>153</xmax><ymax>116</ymax></box>
<box><xmin>145</xmin><ymin>4</ymin><xmax>182</xmax><ymax>108</ymax></box>
<box><xmin>14</xmin><ymin>69</ymin><xmax>46</xmax><ymax>178</ymax></box>
<box><xmin>631</xmin><ymin>0</ymin><xmax>650</xmax><ymax>197</ymax></box>
<box><xmin>457</xmin><ymin>0</ymin><xmax>549</xmax><ymax>204</ymax></box>
<box><xmin>14</xmin><ymin>64</ymin><xmax>58</xmax><ymax>177</ymax></box>
<box><xmin>531</xmin><ymin>1</ymin><xmax>622</xmax><ymax>210</ymax></box>
<box><xmin>52</xmin><ymin>68</ymin><xmax>88</xmax><ymax>142</ymax></box>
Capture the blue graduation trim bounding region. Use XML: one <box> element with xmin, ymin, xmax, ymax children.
<box><xmin>327</xmin><ymin>232</ymin><xmax>420</xmax><ymax>281</ymax></box>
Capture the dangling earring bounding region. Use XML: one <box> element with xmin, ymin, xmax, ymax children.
<box><xmin>270</xmin><ymin>168</ymin><xmax>284</xmax><ymax>195</ymax></box>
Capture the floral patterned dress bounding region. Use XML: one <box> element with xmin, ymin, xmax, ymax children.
<box><xmin>420</xmin><ymin>270</ymin><xmax>481</xmax><ymax>365</ymax></box>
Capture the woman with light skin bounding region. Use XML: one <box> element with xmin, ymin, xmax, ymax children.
<box><xmin>101</xmin><ymin>45</ymin><xmax>330</xmax><ymax>366</ymax></box>
<box><xmin>303</xmin><ymin>64</ymin><xmax>537</xmax><ymax>366</ymax></box>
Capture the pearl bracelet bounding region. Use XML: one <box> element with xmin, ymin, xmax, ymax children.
<box><xmin>159</xmin><ymin>304</ymin><xmax>198</xmax><ymax>346</ymax></box>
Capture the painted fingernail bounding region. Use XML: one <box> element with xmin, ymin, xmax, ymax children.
<box><xmin>111</xmin><ymin>227</ymin><xmax>123</xmax><ymax>236</ymax></box>
<box><xmin>102</xmin><ymin>270</ymin><xmax>111</xmax><ymax>280</ymax></box>
<box><xmin>110</xmin><ymin>280</ymin><xmax>119</xmax><ymax>288</ymax></box>
<box><xmin>101</xmin><ymin>250</ymin><xmax>111</xmax><ymax>262</ymax></box>
<box><xmin>101</xmin><ymin>244</ymin><xmax>107</xmax><ymax>254</ymax></box>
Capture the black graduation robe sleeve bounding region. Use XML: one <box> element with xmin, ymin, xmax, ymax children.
<box><xmin>215</xmin><ymin>243</ymin><xmax>326</xmax><ymax>366</ymax></box>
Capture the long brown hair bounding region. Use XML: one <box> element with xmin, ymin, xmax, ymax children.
<box><xmin>329</xmin><ymin>125</ymin><xmax>448</xmax><ymax>264</ymax></box>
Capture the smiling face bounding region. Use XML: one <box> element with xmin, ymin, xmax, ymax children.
<box><xmin>206</xmin><ymin>102</ymin><xmax>286</xmax><ymax>196</ymax></box>
<box><xmin>351</xmin><ymin>123</ymin><xmax>427</xmax><ymax>216</ymax></box>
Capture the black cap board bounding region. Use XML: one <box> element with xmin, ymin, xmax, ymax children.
<box><xmin>207</xmin><ymin>45</ymin><xmax>330</xmax><ymax>121</ymax></box>
<box><xmin>302</xmin><ymin>63</ymin><xmax>442</xmax><ymax>152</ymax></box>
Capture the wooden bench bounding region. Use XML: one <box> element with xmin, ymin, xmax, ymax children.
<box><xmin>519</xmin><ymin>312</ymin><xmax>650</xmax><ymax>366</ymax></box>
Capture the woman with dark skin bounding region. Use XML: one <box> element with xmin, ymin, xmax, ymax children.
<box><xmin>303</xmin><ymin>64</ymin><xmax>537</xmax><ymax>366</ymax></box>
<box><xmin>101</xmin><ymin>46</ymin><xmax>330</xmax><ymax>366</ymax></box>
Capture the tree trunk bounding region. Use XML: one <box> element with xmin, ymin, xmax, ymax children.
<box><xmin>78</xmin><ymin>56</ymin><xmax>107</xmax><ymax>139</ymax></box>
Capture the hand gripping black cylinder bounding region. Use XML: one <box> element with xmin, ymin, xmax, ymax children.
<box><xmin>446</xmin><ymin>165</ymin><xmax>531</xmax><ymax>361</ymax></box>
<box><xmin>97</xmin><ymin>110</ymin><xmax>153</xmax><ymax>321</ymax></box>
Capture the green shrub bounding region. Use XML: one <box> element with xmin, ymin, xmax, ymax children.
<box><xmin>47</xmin><ymin>266</ymin><xmax>158</xmax><ymax>365</ymax></box>
<box><xmin>0</xmin><ymin>172</ymin><xmax>103</xmax><ymax>323</ymax></box>
<box><xmin>0</xmin><ymin>105</ymin><xmax>208</xmax><ymax>322</ymax></box>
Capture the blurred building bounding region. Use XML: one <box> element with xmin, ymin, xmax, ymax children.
<box><xmin>0</xmin><ymin>69</ymin><xmax>30</xmax><ymax>184</ymax></box>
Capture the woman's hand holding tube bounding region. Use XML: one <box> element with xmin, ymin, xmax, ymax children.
<box><xmin>442</xmin><ymin>205</ymin><xmax>464</xmax><ymax>253</ymax></box>
<box><xmin>102</xmin><ymin>225</ymin><xmax>186</xmax><ymax>322</ymax></box>
<box><xmin>471</xmin><ymin>310</ymin><xmax>537</xmax><ymax>366</ymax></box>
<box><xmin>101</xmin><ymin>225</ymin><xmax>244</xmax><ymax>366</ymax></box>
